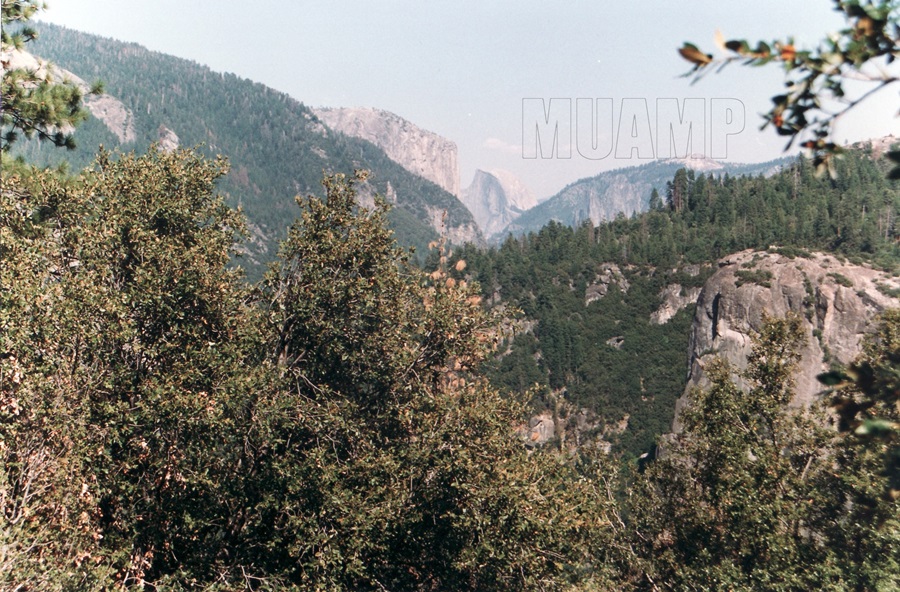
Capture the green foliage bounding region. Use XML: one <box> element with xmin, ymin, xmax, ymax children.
<box><xmin>1</xmin><ymin>154</ymin><xmax>615</xmax><ymax>589</ymax></box>
<box><xmin>0</xmin><ymin>0</ymin><xmax>90</xmax><ymax>151</ymax></box>
<box><xmin>456</xmin><ymin>223</ymin><xmax>700</xmax><ymax>458</ymax></box>
<box><xmin>15</xmin><ymin>23</ymin><xmax>480</xmax><ymax>279</ymax></box>
<box><xmin>829</xmin><ymin>271</ymin><xmax>856</xmax><ymax>287</ymax></box>
<box><xmin>460</xmin><ymin>145</ymin><xmax>900</xmax><ymax>458</ymax></box>
<box><xmin>819</xmin><ymin>309</ymin><xmax>900</xmax><ymax>499</ymax></box>
<box><xmin>769</xmin><ymin>245</ymin><xmax>813</xmax><ymax>259</ymax></box>
<box><xmin>0</xmin><ymin>147</ymin><xmax>256</xmax><ymax>588</ymax></box>
<box><xmin>680</xmin><ymin>0</ymin><xmax>900</xmax><ymax>176</ymax></box>
<box><xmin>735</xmin><ymin>268</ymin><xmax>774</xmax><ymax>287</ymax></box>
<box><xmin>876</xmin><ymin>280</ymin><xmax>900</xmax><ymax>297</ymax></box>
<box><xmin>628</xmin><ymin>316</ymin><xmax>900</xmax><ymax>590</ymax></box>
<box><xmin>248</xmin><ymin>171</ymin><xmax>615</xmax><ymax>590</ymax></box>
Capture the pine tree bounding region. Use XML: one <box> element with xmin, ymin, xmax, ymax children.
<box><xmin>0</xmin><ymin>1</ymin><xmax>95</xmax><ymax>152</ymax></box>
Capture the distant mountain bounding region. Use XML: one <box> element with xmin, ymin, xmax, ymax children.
<box><xmin>461</xmin><ymin>169</ymin><xmax>537</xmax><ymax>238</ymax></box>
<box><xmin>17</xmin><ymin>24</ymin><xmax>482</xmax><ymax>278</ymax></box>
<box><xmin>505</xmin><ymin>157</ymin><xmax>789</xmax><ymax>238</ymax></box>
<box><xmin>313</xmin><ymin>107</ymin><xmax>460</xmax><ymax>198</ymax></box>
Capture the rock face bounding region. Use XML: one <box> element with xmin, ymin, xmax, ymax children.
<box><xmin>584</xmin><ymin>263</ymin><xmax>630</xmax><ymax>305</ymax></box>
<box><xmin>424</xmin><ymin>205</ymin><xmax>483</xmax><ymax>246</ymax></box>
<box><xmin>508</xmin><ymin>157</ymin><xmax>789</xmax><ymax>238</ymax></box>
<box><xmin>461</xmin><ymin>169</ymin><xmax>537</xmax><ymax>238</ymax></box>
<box><xmin>673</xmin><ymin>249</ymin><xmax>900</xmax><ymax>431</ymax></box>
<box><xmin>1</xmin><ymin>48</ymin><xmax>136</xmax><ymax>144</ymax></box>
<box><xmin>157</xmin><ymin>125</ymin><xmax>179</xmax><ymax>152</ymax></box>
<box><xmin>651</xmin><ymin>284</ymin><xmax>702</xmax><ymax>325</ymax></box>
<box><xmin>313</xmin><ymin>107</ymin><xmax>460</xmax><ymax>197</ymax></box>
<box><xmin>518</xmin><ymin>411</ymin><xmax>556</xmax><ymax>446</ymax></box>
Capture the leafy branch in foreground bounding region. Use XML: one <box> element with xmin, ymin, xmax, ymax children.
<box><xmin>679</xmin><ymin>0</ymin><xmax>900</xmax><ymax>176</ymax></box>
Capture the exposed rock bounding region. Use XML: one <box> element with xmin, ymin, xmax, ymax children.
<box><xmin>585</xmin><ymin>263</ymin><xmax>630</xmax><ymax>305</ymax></box>
<box><xmin>461</xmin><ymin>169</ymin><xmax>536</xmax><ymax>238</ymax></box>
<box><xmin>425</xmin><ymin>206</ymin><xmax>481</xmax><ymax>246</ymax></box>
<box><xmin>606</xmin><ymin>335</ymin><xmax>625</xmax><ymax>349</ymax></box>
<box><xmin>313</xmin><ymin>107</ymin><xmax>459</xmax><ymax>197</ymax></box>
<box><xmin>853</xmin><ymin>134</ymin><xmax>898</xmax><ymax>158</ymax></box>
<box><xmin>651</xmin><ymin>284</ymin><xmax>702</xmax><ymax>325</ymax></box>
<box><xmin>84</xmin><ymin>94</ymin><xmax>136</xmax><ymax>144</ymax></box>
<box><xmin>519</xmin><ymin>411</ymin><xmax>556</xmax><ymax>447</ymax></box>
<box><xmin>520</xmin><ymin>399</ymin><xmax>630</xmax><ymax>454</ymax></box>
<box><xmin>233</xmin><ymin>221</ymin><xmax>270</xmax><ymax>265</ymax></box>
<box><xmin>673</xmin><ymin>249</ymin><xmax>900</xmax><ymax>432</ymax></box>
<box><xmin>1</xmin><ymin>48</ymin><xmax>136</xmax><ymax>143</ymax></box>
<box><xmin>157</xmin><ymin>125</ymin><xmax>179</xmax><ymax>152</ymax></box>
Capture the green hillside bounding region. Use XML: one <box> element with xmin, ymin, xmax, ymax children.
<box><xmin>453</xmin><ymin>147</ymin><xmax>900</xmax><ymax>457</ymax></box>
<box><xmin>508</xmin><ymin>157</ymin><xmax>790</xmax><ymax>237</ymax></box>
<box><xmin>16</xmin><ymin>23</ymin><xmax>480</xmax><ymax>278</ymax></box>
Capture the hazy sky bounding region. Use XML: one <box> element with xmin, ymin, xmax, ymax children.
<box><xmin>39</xmin><ymin>1</ymin><xmax>900</xmax><ymax>199</ymax></box>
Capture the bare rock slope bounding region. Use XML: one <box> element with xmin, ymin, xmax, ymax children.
<box><xmin>673</xmin><ymin>249</ymin><xmax>900</xmax><ymax>431</ymax></box>
<box><xmin>461</xmin><ymin>169</ymin><xmax>537</xmax><ymax>238</ymax></box>
<box><xmin>1</xmin><ymin>48</ymin><xmax>136</xmax><ymax>143</ymax></box>
<box><xmin>313</xmin><ymin>107</ymin><xmax>460</xmax><ymax>198</ymax></box>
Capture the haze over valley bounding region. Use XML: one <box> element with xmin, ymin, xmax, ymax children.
<box><xmin>4</xmin><ymin>2</ymin><xmax>900</xmax><ymax>589</ymax></box>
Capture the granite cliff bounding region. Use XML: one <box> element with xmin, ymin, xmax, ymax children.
<box><xmin>673</xmin><ymin>249</ymin><xmax>900</xmax><ymax>431</ymax></box>
<box><xmin>461</xmin><ymin>169</ymin><xmax>537</xmax><ymax>238</ymax></box>
<box><xmin>1</xmin><ymin>48</ymin><xmax>136</xmax><ymax>144</ymax></box>
<box><xmin>20</xmin><ymin>24</ymin><xmax>485</xmax><ymax>278</ymax></box>
<box><xmin>313</xmin><ymin>107</ymin><xmax>460</xmax><ymax>198</ymax></box>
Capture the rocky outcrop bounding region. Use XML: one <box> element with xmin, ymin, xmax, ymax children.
<box><xmin>517</xmin><ymin>398</ymin><xmax>623</xmax><ymax>453</ymax></box>
<box><xmin>157</xmin><ymin>125</ymin><xmax>179</xmax><ymax>152</ymax></box>
<box><xmin>424</xmin><ymin>206</ymin><xmax>482</xmax><ymax>246</ymax></box>
<box><xmin>519</xmin><ymin>411</ymin><xmax>556</xmax><ymax>446</ymax></box>
<box><xmin>313</xmin><ymin>107</ymin><xmax>460</xmax><ymax>197</ymax></box>
<box><xmin>461</xmin><ymin>169</ymin><xmax>537</xmax><ymax>238</ymax></box>
<box><xmin>585</xmin><ymin>263</ymin><xmax>630</xmax><ymax>305</ymax></box>
<box><xmin>1</xmin><ymin>48</ymin><xmax>136</xmax><ymax>144</ymax></box>
<box><xmin>83</xmin><ymin>93</ymin><xmax>136</xmax><ymax>144</ymax></box>
<box><xmin>673</xmin><ymin>249</ymin><xmax>900</xmax><ymax>431</ymax></box>
<box><xmin>651</xmin><ymin>284</ymin><xmax>702</xmax><ymax>325</ymax></box>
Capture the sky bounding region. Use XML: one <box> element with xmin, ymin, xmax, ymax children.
<box><xmin>38</xmin><ymin>0</ymin><xmax>900</xmax><ymax>199</ymax></box>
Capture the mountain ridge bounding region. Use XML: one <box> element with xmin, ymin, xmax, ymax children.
<box><xmin>505</xmin><ymin>156</ymin><xmax>790</xmax><ymax>239</ymax></box>
<box><xmin>16</xmin><ymin>23</ymin><xmax>483</xmax><ymax>277</ymax></box>
<box><xmin>312</xmin><ymin>106</ymin><xmax>461</xmax><ymax>198</ymax></box>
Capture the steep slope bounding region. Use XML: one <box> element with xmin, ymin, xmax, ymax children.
<box><xmin>673</xmin><ymin>248</ymin><xmax>900</xmax><ymax>431</ymax></box>
<box><xmin>17</xmin><ymin>24</ymin><xmax>482</xmax><ymax>277</ymax></box>
<box><xmin>461</xmin><ymin>169</ymin><xmax>537</xmax><ymax>238</ymax></box>
<box><xmin>312</xmin><ymin>107</ymin><xmax>460</xmax><ymax>198</ymax></box>
<box><xmin>508</xmin><ymin>157</ymin><xmax>788</xmax><ymax>237</ymax></box>
<box><xmin>458</xmin><ymin>147</ymin><xmax>900</xmax><ymax>456</ymax></box>
<box><xmin>2</xmin><ymin>48</ymin><xmax>137</xmax><ymax>143</ymax></box>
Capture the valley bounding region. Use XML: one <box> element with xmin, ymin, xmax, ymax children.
<box><xmin>3</xmin><ymin>3</ymin><xmax>899</xmax><ymax>589</ymax></box>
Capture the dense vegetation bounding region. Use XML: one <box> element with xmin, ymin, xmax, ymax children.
<box><xmin>1</xmin><ymin>149</ymin><xmax>620</xmax><ymax>590</ymax></box>
<box><xmin>509</xmin><ymin>157</ymin><xmax>788</xmax><ymax>237</ymax></box>
<box><xmin>6</xmin><ymin>144</ymin><xmax>896</xmax><ymax>590</ymax></box>
<box><xmin>3</xmin><ymin>2</ymin><xmax>898</xmax><ymax>589</ymax></box>
<box><xmin>12</xmin><ymin>22</ymin><xmax>480</xmax><ymax>279</ymax></box>
<box><xmin>454</xmin><ymin>147</ymin><xmax>900</xmax><ymax>457</ymax></box>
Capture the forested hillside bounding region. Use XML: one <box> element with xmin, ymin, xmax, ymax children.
<box><xmin>4</xmin><ymin>2</ymin><xmax>899</xmax><ymax>589</ymax></box>
<box><xmin>507</xmin><ymin>157</ymin><xmax>788</xmax><ymax>237</ymax></box>
<box><xmin>453</xmin><ymin>146</ymin><xmax>900</xmax><ymax>457</ymax></box>
<box><xmin>14</xmin><ymin>23</ymin><xmax>480</xmax><ymax>277</ymax></box>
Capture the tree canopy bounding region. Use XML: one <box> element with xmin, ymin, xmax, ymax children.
<box><xmin>0</xmin><ymin>0</ymin><xmax>96</xmax><ymax>151</ymax></box>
